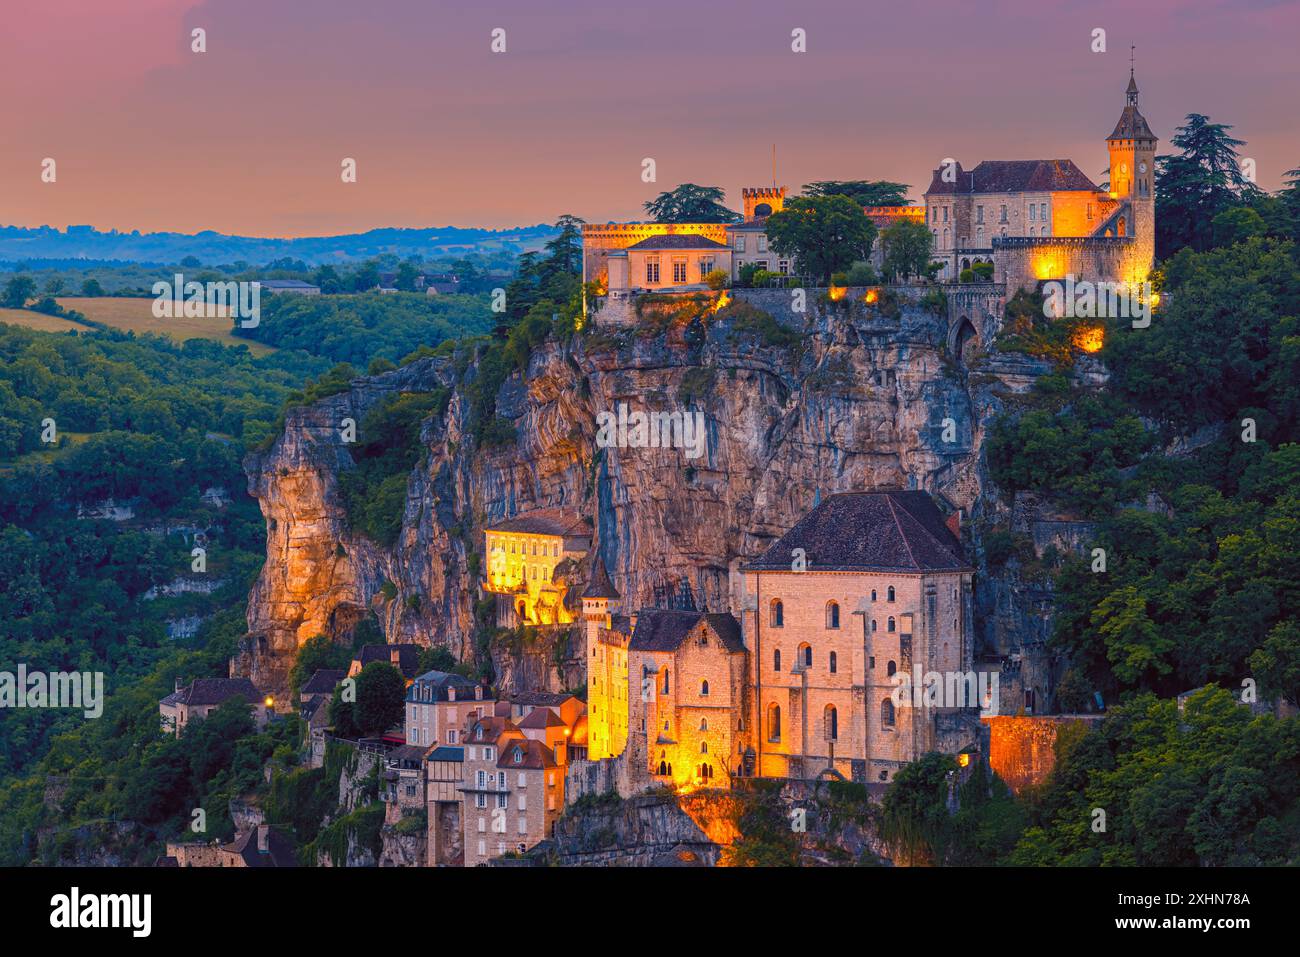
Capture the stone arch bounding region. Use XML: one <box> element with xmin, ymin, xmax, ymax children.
<box><xmin>949</xmin><ymin>315</ymin><xmax>978</xmax><ymax>365</ymax></box>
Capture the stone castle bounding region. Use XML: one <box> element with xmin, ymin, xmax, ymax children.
<box><xmin>582</xmin><ymin>68</ymin><xmax>1157</xmax><ymax>327</ymax></box>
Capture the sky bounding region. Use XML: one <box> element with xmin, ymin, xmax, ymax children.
<box><xmin>2</xmin><ymin>0</ymin><xmax>1298</xmax><ymax>237</ymax></box>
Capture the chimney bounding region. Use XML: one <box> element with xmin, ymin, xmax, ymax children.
<box><xmin>174</xmin><ymin>677</ymin><xmax>183</xmax><ymax>693</ymax></box>
<box><xmin>390</xmin><ymin>649</ymin><xmax>401</xmax><ymax>667</ymax></box>
<box><xmin>257</xmin><ymin>824</ymin><xmax>269</xmax><ymax>854</ymax></box>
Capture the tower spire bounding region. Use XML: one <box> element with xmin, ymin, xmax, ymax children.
<box><xmin>1126</xmin><ymin>45</ymin><xmax>1139</xmax><ymax>106</ymax></box>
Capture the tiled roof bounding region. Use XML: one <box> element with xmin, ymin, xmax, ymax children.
<box><xmin>486</xmin><ymin>508</ymin><xmax>592</xmax><ymax>538</ymax></box>
<box><xmin>925</xmin><ymin>159</ymin><xmax>1099</xmax><ymax>195</ymax></box>
<box><xmin>746</xmin><ymin>490</ymin><xmax>970</xmax><ymax>572</ymax></box>
<box><xmin>354</xmin><ymin>644</ymin><xmax>423</xmax><ymax>678</ymax></box>
<box><xmin>624</xmin><ymin>235</ymin><xmax>731</xmax><ymax>251</ymax></box>
<box><xmin>1108</xmin><ymin>106</ymin><xmax>1155</xmax><ymax>141</ymax></box>
<box><xmin>497</xmin><ymin>738</ymin><xmax>557</xmax><ymax>770</ymax></box>
<box><xmin>629</xmin><ymin>609</ymin><xmax>745</xmax><ymax>654</ymax></box>
<box><xmin>508</xmin><ymin>691</ymin><xmax>577</xmax><ymax>707</ymax></box>
<box><xmin>582</xmin><ymin>558</ymin><xmax>621</xmax><ymax>599</ymax></box>
<box><xmin>518</xmin><ymin>708</ymin><xmax>566</xmax><ymax>730</ymax></box>
<box><xmin>406</xmin><ymin>669</ymin><xmax>481</xmax><ymax>703</ymax></box>
<box><xmin>222</xmin><ymin>827</ymin><xmax>297</xmax><ymax>867</ymax></box>
<box><xmin>300</xmin><ymin>668</ymin><xmax>346</xmax><ymax>695</ymax></box>
<box><xmin>427</xmin><ymin>745</ymin><xmax>464</xmax><ymax>762</ymax></box>
<box><xmin>181</xmin><ymin>677</ymin><xmax>262</xmax><ymax>707</ymax></box>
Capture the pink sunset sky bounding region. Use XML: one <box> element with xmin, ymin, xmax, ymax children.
<box><xmin>2</xmin><ymin>0</ymin><xmax>1297</xmax><ymax>237</ymax></box>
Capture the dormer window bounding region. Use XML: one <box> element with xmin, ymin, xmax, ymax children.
<box><xmin>513</xmin><ymin>748</ymin><xmax>523</xmax><ymax>764</ymax></box>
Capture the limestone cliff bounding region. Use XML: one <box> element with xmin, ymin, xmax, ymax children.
<box><xmin>237</xmin><ymin>290</ymin><xmax>1059</xmax><ymax>700</ymax></box>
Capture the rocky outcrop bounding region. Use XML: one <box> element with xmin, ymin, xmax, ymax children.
<box><xmin>238</xmin><ymin>292</ymin><xmax>1061</xmax><ymax>700</ymax></box>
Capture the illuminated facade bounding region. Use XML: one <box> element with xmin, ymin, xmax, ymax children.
<box><xmin>924</xmin><ymin>68</ymin><xmax>1157</xmax><ymax>292</ymax></box>
<box><xmin>484</xmin><ymin>509</ymin><xmax>591</xmax><ymax>627</ymax></box>
<box><xmin>741</xmin><ymin>491</ymin><xmax>982</xmax><ymax>783</ymax></box>
<box><xmin>582</xmin><ymin>559</ymin><xmax>628</xmax><ymax>761</ymax></box>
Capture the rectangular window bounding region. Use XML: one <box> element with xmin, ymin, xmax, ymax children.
<box><xmin>999</xmin><ymin>205</ymin><xmax>1008</xmax><ymax>223</ymax></box>
<box><xmin>476</xmin><ymin>770</ymin><xmax>485</xmax><ymax>788</ymax></box>
<box><xmin>734</xmin><ymin>234</ymin><xmax>745</xmax><ymax>252</ymax></box>
<box><xmin>778</xmin><ymin>260</ymin><xmax>789</xmax><ymax>275</ymax></box>
<box><xmin>518</xmin><ymin>817</ymin><xmax>527</xmax><ymax>835</ymax></box>
<box><xmin>477</xmin><ymin>817</ymin><xmax>485</xmax><ymax>833</ymax></box>
<box><xmin>1041</xmin><ymin>203</ymin><xmax>1048</xmax><ymax>221</ymax></box>
<box><xmin>757</xmin><ymin>235</ymin><xmax>767</xmax><ymax>253</ymax></box>
<box><xmin>475</xmin><ymin>793</ymin><xmax>486</xmax><ymax>808</ymax></box>
<box><xmin>672</xmin><ymin>257</ymin><xmax>687</xmax><ymax>283</ymax></box>
<box><xmin>976</xmin><ymin>206</ymin><xmax>984</xmax><ymax>225</ymax></box>
<box><xmin>1029</xmin><ymin>205</ymin><xmax>1036</xmax><ymax>222</ymax></box>
<box><xmin>645</xmin><ymin>257</ymin><xmax>660</xmax><ymax>283</ymax></box>
<box><xmin>698</xmin><ymin>257</ymin><xmax>714</xmax><ymax>278</ymax></box>
<box><xmin>518</xmin><ymin>772</ymin><xmax>527</xmax><ymax>787</ymax></box>
<box><xmin>942</xmin><ymin>207</ymin><xmax>949</xmax><ymax>223</ymax></box>
<box><xmin>477</xmin><ymin>839</ymin><xmax>485</xmax><ymax>856</ymax></box>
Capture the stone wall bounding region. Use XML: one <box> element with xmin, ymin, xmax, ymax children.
<box><xmin>982</xmin><ymin>714</ymin><xmax>1104</xmax><ymax>792</ymax></box>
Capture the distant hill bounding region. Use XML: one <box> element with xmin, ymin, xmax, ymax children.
<box><xmin>0</xmin><ymin>223</ymin><xmax>559</xmax><ymax>267</ymax></box>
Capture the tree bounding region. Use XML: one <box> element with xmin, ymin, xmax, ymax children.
<box><xmin>1249</xmin><ymin>621</ymin><xmax>1300</xmax><ymax>708</ymax></box>
<box><xmin>643</xmin><ymin>184</ymin><xmax>737</xmax><ymax>224</ymax></box>
<box><xmin>351</xmin><ymin>661</ymin><xmax>406</xmax><ymax>736</ymax></box>
<box><xmin>1155</xmin><ymin>113</ymin><xmax>1260</xmax><ymax>257</ymax></box>
<box><xmin>879</xmin><ymin>752</ymin><xmax>958</xmax><ymax>865</ymax></box>
<box><xmin>80</xmin><ymin>278</ymin><xmax>104</xmax><ymax>297</ymax></box>
<box><xmin>802</xmin><ymin>180</ymin><xmax>911</xmax><ymax>207</ymax></box>
<box><xmin>288</xmin><ymin>634</ymin><xmax>352</xmax><ymax>695</ymax></box>
<box><xmin>417</xmin><ymin>645</ymin><xmax>458</xmax><ymax>675</ymax></box>
<box><xmin>879</xmin><ymin>218</ymin><xmax>933</xmax><ymax>282</ymax></box>
<box><xmin>543</xmin><ymin>214</ymin><xmax>584</xmax><ymax>275</ymax></box>
<box><xmin>2</xmin><ymin>275</ymin><xmax>35</xmax><ymax>309</ymax></box>
<box><xmin>764</xmin><ymin>195</ymin><xmax>876</xmax><ymax>282</ymax></box>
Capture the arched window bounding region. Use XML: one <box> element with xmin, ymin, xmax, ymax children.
<box><xmin>829</xmin><ymin>651</ymin><xmax>838</xmax><ymax>674</ymax></box>
<box><xmin>699</xmin><ymin>718</ymin><xmax>708</xmax><ymax>731</ymax></box>
<box><xmin>888</xmin><ymin>616</ymin><xmax>896</xmax><ymax>633</ymax></box>
<box><xmin>773</xmin><ymin>649</ymin><xmax>782</xmax><ymax>672</ymax></box>
<box><xmin>825</xmin><ymin>705</ymin><xmax>838</xmax><ymax>741</ymax></box>
<box><xmin>700</xmin><ymin>679</ymin><xmax>709</xmax><ymax>697</ymax></box>
<box><xmin>871</xmin><ymin>589</ymin><xmax>877</xmax><ymax>601</ymax></box>
<box><xmin>770</xmin><ymin>599</ymin><xmax>784</xmax><ymax>628</ymax></box>
<box><xmin>887</xmin><ymin>660</ymin><xmax>897</xmax><ymax>677</ymax></box>
<box><xmin>767</xmin><ymin>703</ymin><xmax>782</xmax><ymax>742</ymax></box>
<box><xmin>658</xmin><ymin>761</ymin><xmax>667</xmax><ymax>776</ymax></box>
<box><xmin>881</xmin><ymin>699</ymin><xmax>895</xmax><ymax>727</ymax></box>
<box><xmin>826</xmin><ymin>601</ymin><xmax>840</xmax><ymax>629</ymax></box>
<box><xmin>700</xmin><ymin>741</ymin><xmax>708</xmax><ymax>754</ymax></box>
<box><xmin>798</xmin><ymin>643</ymin><xmax>812</xmax><ymax>669</ymax></box>
<box><xmin>661</xmin><ymin>668</ymin><xmax>670</xmax><ymax>695</ymax></box>
<box><xmin>887</xmin><ymin>586</ymin><xmax>896</xmax><ymax>602</ymax></box>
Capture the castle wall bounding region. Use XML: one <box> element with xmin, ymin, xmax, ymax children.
<box><xmin>982</xmin><ymin>714</ymin><xmax>1103</xmax><ymax>792</ymax></box>
<box><xmin>993</xmin><ymin>236</ymin><xmax>1141</xmax><ymax>294</ymax></box>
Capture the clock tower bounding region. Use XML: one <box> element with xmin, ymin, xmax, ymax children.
<box><xmin>1105</xmin><ymin>57</ymin><xmax>1157</xmax><ymax>277</ymax></box>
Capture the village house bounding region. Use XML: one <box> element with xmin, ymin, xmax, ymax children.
<box><xmin>404</xmin><ymin>669</ymin><xmax>490</xmax><ymax>749</ymax></box>
<box><xmin>350</xmin><ymin>643</ymin><xmax>424</xmax><ymax>682</ymax></box>
<box><xmin>159</xmin><ymin>677</ymin><xmax>271</xmax><ymax>738</ymax></box>
<box><xmin>426</xmin><ymin>744</ymin><xmax>465</xmax><ymax>866</ymax></box>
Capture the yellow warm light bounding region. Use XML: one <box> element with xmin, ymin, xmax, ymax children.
<box><xmin>1150</xmin><ymin>291</ymin><xmax>1161</xmax><ymax>308</ymax></box>
<box><xmin>711</xmin><ymin>290</ymin><xmax>731</xmax><ymax>314</ymax></box>
<box><xmin>1073</xmin><ymin>326</ymin><xmax>1105</xmax><ymax>353</ymax></box>
<box><xmin>828</xmin><ymin>285</ymin><xmax>847</xmax><ymax>302</ymax></box>
<box><xmin>1032</xmin><ymin>255</ymin><xmax>1063</xmax><ymax>281</ymax></box>
<box><xmin>264</xmin><ymin>696</ymin><xmax>275</xmax><ymax>708</ymax></box>
<box><xmin>863</xmin><ymin>288</ymin><xmax>879</xmax><ymax>304</ymax></box>
<box><xmin>483</xmin><ymin>529</ymin><xmax>575</xmax><ymax>626</ymax></box>
<box><xmin>957</xmin><ymin>752</ymin><xmax>971</xmax><ymax>768</ymax></box>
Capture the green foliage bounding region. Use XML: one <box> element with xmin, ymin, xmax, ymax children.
<box><xmin>233</xmin><ymin>291</ymin><xmax>494</xmax><ymax>366</ymax></box>
<box><xmin>764</xmin><ymin>195</ymin><xmax>877</xmax><ymax>282</ymax></box>
<box><xmin>330</xmin><ymin>661</ymin><xmax>405</xmax><ymax>738</ymax></box>
<box><xmin>716</xmin><ymin>300</ymin><xmax>801</xmax><ymax>352</ymax></box>
<box><xmin>337</xmin><ymin>389</ymin><xmax>448</xmax><ymax>545</ymax></box>
<box><xmin>879</xmin><ymin>752</ymin><xmax>958</xmax><ymax>865</ymax></box>
<box><xmin>643</xmin><ymin>184</ymin><xmax>738</xmax><ymax>224</ymax></box>
<box><xmin>289</xmin><ymin>635</ymin><xmax>352</xmax><ymax>696</ymax></box>
<box><xmin>802</xmin><ymin>180</ymin><xmax>911</xmax><ymax>207</ymax></box>
<box><xmin>879</xmin><ymin>218</ymin><xmax>933</xmax><ymax>282</ymax></box>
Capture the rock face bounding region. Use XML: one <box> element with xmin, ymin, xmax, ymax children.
<box><xmin>238</xmin><ymin>292</ymin><xmax>1061</xmax><ymax>701</ymax></box>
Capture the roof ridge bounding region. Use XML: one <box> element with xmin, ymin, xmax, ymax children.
<box><xmin>884</xmin><ymin>495</ymin><xmax>919</xmax><ymax>570</ymax></box>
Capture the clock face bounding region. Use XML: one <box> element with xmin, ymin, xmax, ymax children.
<box><xmin>1120</xmin><ymin>163</ymin><xmax>1129</xmax><ymax>174</ymax></box>
<box><xmin>1139</xmin><ymin>162</ymin><xmax>1147</xmax><ymax>174</ymax></box>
